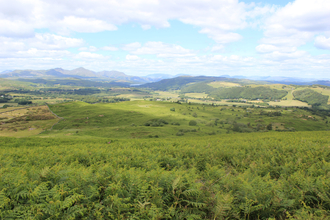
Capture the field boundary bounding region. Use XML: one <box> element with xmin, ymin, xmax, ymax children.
<box><xmin>38</xmin><ymin>104</ymin><xmax>64</xmax><ymax>134</ymax></box>
<box><xmin>0</xmin><ymin>106</ymin><xmax>31</xmax><ymax>114</ymax></box>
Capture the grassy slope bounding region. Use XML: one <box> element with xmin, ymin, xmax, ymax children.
<box><xmin>41</xmin><ymin>100</ymin><xmax>330</xmax><ymax>139</ymax></box>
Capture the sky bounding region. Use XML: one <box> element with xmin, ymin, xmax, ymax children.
<box><xmin>1</xmin><ymin>0</ymin><xmax>330</xmax><ymax>79</ymax></box>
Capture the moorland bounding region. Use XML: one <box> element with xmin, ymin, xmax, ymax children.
<box><xmin>1</xmin><ymin>74</ymin><xmax>330</xmax><ymax>219</ymax></box>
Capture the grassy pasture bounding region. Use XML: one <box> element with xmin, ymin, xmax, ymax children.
<box><xmin>268</xmin><ymin>100</ymin><xmax>310</xmax><ymax>107</ymax></box>
<box><xmin>40</xmin><ymin>100</ymin><xmax>330</xmax><ymax>139</ymax></box>
<box><xmin>154</xmin><ymin>91</ymin><xmax>180</xmax><ymax>98</ymax></box>
<box><xmin>185</xmin><ymin>92</ymin><xmax>208</xmax><ymax>98</ymax></box>
<box><xmin>208</xmin><ymin>81</ymin><xmax>241</xmax><ymax>88</ymax></box>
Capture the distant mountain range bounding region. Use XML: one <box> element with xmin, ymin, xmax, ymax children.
<box><xmin>0</xmin><ymin>68</ymin><xmax>173</xmax><ymax>84</ymax></box>
<box><xmin>1</xmin><ymin>68</ymin><xmax>329</xmax><ymax>87</ymax></box>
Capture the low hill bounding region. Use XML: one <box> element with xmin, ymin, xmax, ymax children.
<box><xmin>209</xmin><ymin>86</ymin><xmax>288</xmax><ymax>101</ymax></box>
<box><xmin>138</xmin><ymin>76</ymin><xmax>256</xmax><ymax>91</ymax></box>
<box><xmin>293</xmin><ymin>89</ymin><xmax>329</xmax><ymax>107</ymax></box>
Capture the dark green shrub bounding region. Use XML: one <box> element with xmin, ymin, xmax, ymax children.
<box><xmin>267</xmin><ymin>123</ymin><xmax>273</xmax><ymax>130</ymax></box>
<box><xmin>189</xmin><ymin>120</ymin><xmax>197</xmax><ymax>126</ymax></box>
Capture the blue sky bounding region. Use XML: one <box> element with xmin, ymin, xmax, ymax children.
<box><xmin>1</xmin><ymin>0</ymin><xmax>330</xmax><ymax>79</ymax></box>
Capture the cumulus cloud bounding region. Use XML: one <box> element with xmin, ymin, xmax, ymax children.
<box><xmin>256</xmin><ymin>44</ymin><xmax>297</xmax><ymax>54</ymax></box>
<box><xmin>211</xmin><ymin>45</ymin><xmax>224</xmax><ymax>52</ymax></box>
<box><xmin>129</xmin><ymin>42</ymin><xmax>194</xmax><ymax>57</ymax></box>
<box><xmin>0</xmin><ymin>0</ymin><xmax>270</xmax><ymax>42</ymax></box>
<box><xmin>261</xmin><ymin>0</ymin><xmax>330</xmax><ymax>48</ymax></box>
<box><xmin>56</xmin><ymin>16</ymin><xmax>118</xmax><ymax>34</ymax></box>
<box><xmin>314</xmin><ymin>35</ymin><xmax>330</xmax><ymax>50</ymax></box>
<box><xmin>126</xmin><ymin>54</ymin><xmax>140</xmax><ymax>61</ymax></box>
<box><xmin>122</xmin><ymin>42</ymin><xmax>142</xmax><ymax>51</ymax></box>
<box><xmin>199</xmin><ymin>29</ymin><xmax>243</xmax><ymax>44</ymax></box>
<box><xmin>101</xmin><ymin>46</ymin><xmax>118</xmax><ymax>51</ymax></box>
<box><xmin>76</xmin><ymin>52</ymin><xmax>105</xmax><ymax>59</ymax></box>
<box><xmin>0</xmin><ymin>34</ymin><xmax>83</xmax><ymax>58</ymax></box>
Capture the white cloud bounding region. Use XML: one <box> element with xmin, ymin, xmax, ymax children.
<box><xmin>0</xmin><ymin>34</ymin><xmax>83</xmax><ymax>58</ymax></box>
<box><xmin>79</xmin><ymin>46</ymin><xmax>98</xmax><ymax>52</ymax></box>
<box><xmin>256</xmin><ymin>44</ymin><xmax>297</xmax><ymax>54</ymax></box>
<box><xmin>314</xmin><ymin>35</ymin><xmax>330</xmax><ymax>50</ymax></box>
<box><xmin>263</xmin><ymin>50</ymin><xmax>307</xmax><ymax>61</ymax></box>
<box><xmin>122</xmin><ymin>42</ymin><xmax>142</xmax><ymax>51</ymax></box>
<box><xmin>199</xmin><ymin>29</ymin><xmax>243</xmax><ymax>44</ymax></box>
<box><xmin>124</xmin><ymin>42</ymin><xmax>195</xmax><ymax>58</ymax></box>
<box><xmin>211</xmin><ymin>45</ymin><xmax>224</xmax><ymax>52</ymax></box>
<box><xmin>15</xmin><ymin>48</ymin><xmax>71</xmax><ymax>58</ymax></box>
<box><xmin>261</xmin><ymin>0</ymin><xmax>330</xmax><ymax>48</ymax></box>
<box><xmin>76</xmin><ymin>52</ymin><xmax>105</xmax><ymax>59</ymax></box>
<box><xmin>131</xmin><ymin>42</ymin><xmax>193</xmax><ymax>57</ymax></box>
<box><xmin>101</xmin><ymin>46</ymin><xmax>118</xmax><ymax>51</ymax></box>
<box><xmin>126</xmin><ymin>54</ymin><xmax>140</xmax><ymax>61</ymax></box>
<box><xmin>0</xmin><ymin>0</ymin><xmax>271</xmax><ymax>43</ymax></box>
<box><xmin>56</xmin><ymin>16</ymin><xmax>118</xmax><ymax>33</ymax></box>
<box><xmin>32</xmin><ymin>34</ymin><xmax>84</xmax><ymax>50</ymax></box>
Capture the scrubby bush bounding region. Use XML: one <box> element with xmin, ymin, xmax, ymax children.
<box><xmin>176</xmin><ymin>132</ymin><xmax>184</xmax><ymax>136</ymax></box>
<box><xmin>170</xmin><ymin>107</ymin><xmax>175</xmax><ymax>111</ymax></box>
<box><xmin>144</xmin><ymin>119</ymin><xmax>169</xmax><ymax>127</ymax></box>
<box><xmin>189</xmin><ymin>120</ymin><xmax>197</xmax><ymax>126</ymax></box>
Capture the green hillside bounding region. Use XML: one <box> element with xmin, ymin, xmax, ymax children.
<box><xmin>37</xmin><ymin>100</ymin><xmax>330</xmax><ymax>139</ymax></box>
<box><xmin>1</xmin><ymin>80</ymin><xmax>330</xmax><ymax>219</ymax></box>
<box><xmin>1</xmin><ymin>131</ymin><xmax>330</xmax><ymax>219</ymax></box>
<box><xmin>209</xmin><ymin>86</ymin><xmax>288</xmax><ymax>101</ymax></box>
<box><xmin>181</xmin><ymin>82</ymin><xmax>216</xmax><ymax>94</ymax></box>
<box><xmin>293</xmin><ymin>88</ymin><xmax>329</xmax><ymax>107</ymax></box>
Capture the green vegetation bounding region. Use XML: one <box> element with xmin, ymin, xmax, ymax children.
<box><xmin>181</xmin><ymin>82</ymin><xmax>216</xmax><ymax>94</ymax></box>
<box><xmin>210</xmin><ymin>86</ymin><xmax>288</xmax><ymax>101</ymax></box>
<box><xmin>2</xmin><ymin>78</ymin><xmax>330</xmax><ymax>219</ymax></box>
<box><xmin>1</xmin><ymin>131</ymin><xmax>330</xmax><ymax>219</ymax></box>
<box><xmin>294</xmin><ymin>89</ymin><xmax>329</xmax><ymax>108</ymax></box>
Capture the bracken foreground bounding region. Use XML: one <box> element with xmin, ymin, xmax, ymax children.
<box><xmin>1</xmin><ymin>131</ymin><xmax>330</xmax><ymax>219</ymax></box>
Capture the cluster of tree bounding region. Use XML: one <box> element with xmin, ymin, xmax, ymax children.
<box><xmin>41</xmin><ymin>88</ymin><xmax>101</xmax><ymax>95</ymax></box>
<box><xmin>209</xmin><ymin>86</ymin><xmax>288</xmax><ymax>101</ymax></box>
<box><xmin>293</xmin><ymin>89</ymin><xmax>329</xmax><ymax>108</ymax></box>
<box><xmin>0</xmin><ymin>93</ymin><xmax>12</xmax><ymax>103</ymax></box>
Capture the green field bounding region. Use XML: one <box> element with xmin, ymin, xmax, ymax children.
<box><xmin>185</xmin><ymin>93</ymin><xmax>208</xmax><ymax>98</ymax></box>
<box><xmin>35</xmin><ymin>100</ymin><xmax>330</xmax><ymax>140</ymax></box>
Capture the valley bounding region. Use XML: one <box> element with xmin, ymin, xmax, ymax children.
<box><xmin>1</xmin><ymin>75</ymin><xmax>330</xmax><ymax>219</ymax></box>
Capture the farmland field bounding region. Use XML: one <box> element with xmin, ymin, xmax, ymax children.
<box><xmin>185</xmin><ymin>93</ymin><xmax>208</xmax><ymax>98</ymax></box>
<box><xmin>268</xmin><ymin>99</ymin><xmax>310</xmax><ymax>107</ymax></box>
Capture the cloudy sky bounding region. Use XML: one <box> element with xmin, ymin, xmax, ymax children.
<box><xmin>1</xmin><ymin>0</ymin><xmax>330</xmax><ymax>79</ymax></box>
